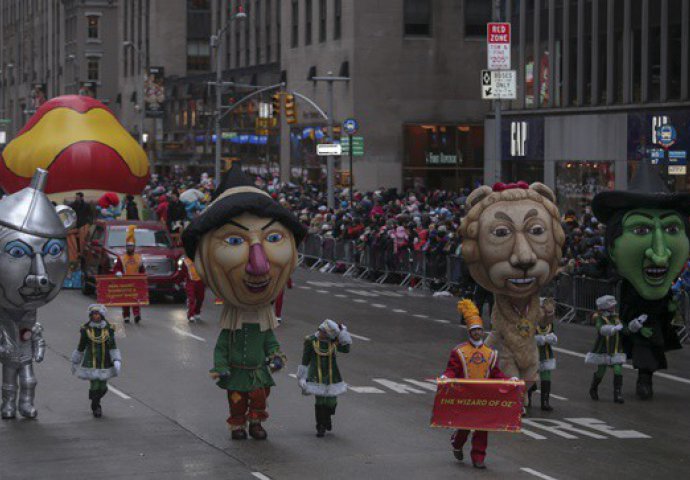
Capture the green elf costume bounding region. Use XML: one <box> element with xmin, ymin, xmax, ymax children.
<box><xmin>585</xmin><ymin>295</ymin><xmax>626</xmax><ymax>404</ymax></box>
<box><xmin>297</xmin><ymin>319</ymin><xmax>352</xmax><ymax>437</ymax></box>
<box><xmin>534</xmin><ymin>313</ymin><xmax>557</xmax><ymax>411</ymax></box>
<box><xmin>71</xmin><ymin>304</ymin><xmax>121</xmax><ymax>418</ymax></box>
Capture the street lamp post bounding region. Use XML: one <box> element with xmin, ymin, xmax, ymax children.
<box><xmin>310</xmin><ymin>72</ymin><xmax>350</xmax><ymax>210</ymax></box>
<box><xmin>123</xmin><ymin>41</ymin><xmax>146</xmax><ymax>147</ymax></box>
<box><xmin>212</xmin><ymin>5</ymin><xmax>247</xmax><ymax>186</ymax></box>
<box><xmin>66</xmin><ymin>54</ymin><xmax>79</xmax><ymax>93</ymax></box>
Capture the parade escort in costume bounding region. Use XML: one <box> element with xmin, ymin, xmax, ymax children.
<box><xmin>0</xmin><ymin>169</ymin><xmax>76</xmax><ymax>419</ymax></box>
<box><xmin>181</xmin><ymin>255</ymin><xmax>205</xmax><ymax>322</ymax></box>
<box><xmin>296</xmin><ymin>319</ymin><xmax>352</xmax><ymax>437</ymax></box>
<box><xmin>182</xmin><ymin>163</ymin><xmax>306</xmax><ymax>441</ymax></box>
<box><xmin>592</xmin><ymin>161</ymin><xmax>690</xmax><ymax>400</ymax></box>
<box><xmin>70</xmin><ymin>304</ymin><xmax>122</xmax><ymax>417</ymax></box>
<box><xmin>586</xmin><ymin>295</ymin><xmax>626</xmax><ymax>404</ymax></box>
<box><xmin>441</xmin><ymin>300</ymin><xmax>515</xmax><ymax>469</ymax></box>
<box><xmin>459</xmin><ymin>182</ymin><xmax>564</xmax><ymax>409</ymax></box>
<box><xmin>534</xmin><ymin>298</ymin><xmax>557</xmax><ymax>411</ymax></box>
<box><xmin>113</xmin><ymin>225</ymin><xmax>146</xmax><ymax>324</ymax></box>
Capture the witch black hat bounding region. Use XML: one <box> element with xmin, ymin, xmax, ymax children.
<box><xmin>181</xmin><ymin>162</ymin><xmax>306</xmax><ymax>260</ymax></box>
<box><xmin>592</xmin><ymin>160</ymin><xmax>690</xmax><ymax>223</ymax></box>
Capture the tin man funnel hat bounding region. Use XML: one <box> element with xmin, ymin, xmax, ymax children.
<box><xmin>0</xmin><ymin>168</ymin><xmax>76</xmax><ymax>237</ymax></box>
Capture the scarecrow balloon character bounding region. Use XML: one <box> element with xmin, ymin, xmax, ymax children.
<box><xmin>592</xmin><ymin>160</ymin><xmax>690</xmax><ymax>400</ymax></box>
<box><xmin>0</xmin><ymin>169</ymin><xmax>76</xmax><ymax>419</ymax></box>
<box><xmin>182</xmin><ymin>163</ymin><xmax>305</xmax><ymax>441</ymax></box>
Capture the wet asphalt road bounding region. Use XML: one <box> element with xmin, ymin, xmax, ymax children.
<box><xmin>1</xmin><ymin>267</ymin><xmax>689</xmax><ymax>480</ymax></box>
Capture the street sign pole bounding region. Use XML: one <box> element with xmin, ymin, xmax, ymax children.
<box><xmin>493</xmin><ymin>0</ymin><xmax>502</xmax><ymax>184</ymax></box>
<box><xmin>349</xmin><ymin>133</ymin><xmax>354</xmax><ymax>207</ymax></box>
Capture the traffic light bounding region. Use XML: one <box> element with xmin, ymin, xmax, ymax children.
<box><xmin>272</xmin><ymin>93</ymin><xmax>282</xmax><ymax>118</ymax></box>
<box><xmin>284</xmin><ymin>94</ymin><xmax>297</xmax><ymax>124</ymax></box>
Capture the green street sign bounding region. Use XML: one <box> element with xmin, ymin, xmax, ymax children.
<box><xmin>0</xmin><ymin>119</ymin><xmax>11</xmax><ymax>125</ymax></box>
<box><xmin>340</xmin><ymin>136</ymin><xmax>364</xmax><ymax>156</ymax></box>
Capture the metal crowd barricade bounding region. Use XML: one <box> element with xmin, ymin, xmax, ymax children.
<box><xmin>555</xmin><ymin>274</ymin><xmax>618</xmax><ymax>324</ymax></box>
<box><xmin>674</xmin><ymin>290</ymin><xmax>690</xmax><ymax>344</ymax></box>
<box><xmin>320</xmin><ymin>237</ymin><xmax>337</xmax><ymax>273</ymax></box>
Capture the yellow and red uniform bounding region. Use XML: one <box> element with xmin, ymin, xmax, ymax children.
<box><xmin>181</xmin><ymin>257</ymin><xmax>205</xmax><ymax>320</ymax></box>
<box><xmin>113</xmin><ymin>248</ymin><xmax>145</xmax><ymax>319</ymax></box>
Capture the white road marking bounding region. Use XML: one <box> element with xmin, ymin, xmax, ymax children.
<box><xmin>371</xmin><ymin>303</ymin><xmax>386</xmax><ymax>308</ymax></box>
<box><xmin>172</xmin><ymin>327</ymin><xmax>206</xmax><ymax>342</ymax></box>
<box><xmin>520</xmin><ymin>468</ymin><xmax>559</xmax><ymax>480</ymax></box>
<box><xmin>288</xmin><ymin>374</ymin><xmax>297</xmax><ymax>379</ymax></box>
<box><xmin>374</xmin><ymin>291</ymin><xmax>403</xmax><ymax>298</ymax></box>
<box><xmin>346</xmin><ymin>289</ymin><xmax>379</xmax><ymax>297</ymax></box>
<box><xmin>392</xmin><ymin>309</ymin><xmax>407</xmax><ymax>313</ymax></box>
<box><xmin>535</xmin><ymin>390</ymin><xmax>568</xmax><ymax>401</ymax></box>
<box><xmin>521</xmin><ymin>418</ymin><xmax>606</xmax><ymax>439</ymax></box>
<box><xmin>108</xmin><ymin>385</ymin><xmax>131</xmax><ymax>400</ymax></box>
<box><xmin>298</xmin><ymin>286</ymin><xmax>312</xmax><ymax>290</ymax></box>
<box><xmin>349</xmin><ymin>386</ymin><xmax>386</xmax><ymax>394</ymax></box>
<box><xmin>553</xmin><ymin>346</ymin><xmax>690</xmax><ymax>385</ymax></box>
<box><xmin>372</xmin><ymin>379</ymin><xmax>426</xmax><ymax>394</ymax></box>
<box><xmin>334</xmin><ymin>294</ymin><xmax>348</xmax><ymax>298</ymax></box>
<box><xmin>353</xmin><ymin>299</ymin><xmax>367</xmax><ymax>303</ymax></box>
<box><xmin>316</xmin><ymin>290</ymin><xmax>329</xmax><ymax>294</ymax></box>
<box><xmin>434</xmin><ymin>319</ymin><xmax>451</xmax><ymax>324</ymax></box>
<box><xmin>565</xmin><ymin>418</ymin><xmax>650</xmax><ymax>439</ymax></box>
<box><xmin>520</xmin><ymin>429</ymin><xmax>548</xmax><ymax>440</ymax></box>
<box><xmin>252</xmin><ymin>473</ymin><xmax>273</xmax><ymax>480</ymax></box>
<box><xmin>403</xmin><ymin>379</ymin><xmax>438</xmax><ymax>392</ymax></box>
<box><xmin>413</xmin><ymin>314</ymin><xmax>429</xmax><ymax>319</ymax></box>
<box><xmin>350</xmin><ymin>333</ymin><xmax>371</xmax><ymax>342</ymax></box>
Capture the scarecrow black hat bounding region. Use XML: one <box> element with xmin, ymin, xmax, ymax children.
<box><xmin>592</xmin><ymin>160</ymin><xmax>690</xmax><ymax>223</ymax></box>
<box><xmin>181</xmin><ymin>163</ymin><xmax>306</xmax><ymax>260</ymax></box>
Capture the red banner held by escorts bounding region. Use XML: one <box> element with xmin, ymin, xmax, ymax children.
<box><xmin>96</xmin><ymin>274</ymin><xmax>150</xmax><ymax>307</ymax></box>
<box><xmin>431</xmin><ymin>379</ymin><xmax>524</xmax><ymax>432</ymax></box>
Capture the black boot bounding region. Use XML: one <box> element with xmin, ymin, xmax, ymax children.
<box><xmin>636</xmin><ymin>371</ymin><xmax>654</xmax><ymax>400</ymax></box>
<box><xmin>589</xmin><ymin>373</ymin><xmax>603</xmax><ymax>401</ymax></box>
<box><xmin>325</xmin><ymin>405</ymin><xmax>336</xmax><ymax>431</ymax></box>
<box><xmin>526</xmin><ymin>383</ymin><xmax>537</xmax><ymax>408</ymax></box>
<box><xmin>315</xmin><ymin>406</ymin><xmax>326</xmax><ymax>437</ymax></box>
<box><xmin>89</xmin><ymin>390</ymin><xmax>102</xmax><ymax>418</ymax></box>
<box><xmin>540</xmin><ymin>381</ymin><xmax>554</xmax><ymax>411</ymax></box>
<box><xmin>613</xmin><ymin>375</ymin><xmax>624</xmax><ymax>404</ymax></box>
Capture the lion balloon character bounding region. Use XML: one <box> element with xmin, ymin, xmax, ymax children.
<box><xmin>0</xmin><ymin>169</ymin><xmax>76</xmax><ymax>419</ymax></box>
<box><xmin>182</xmin><ymin>163</ymin><xmax>306</xmax><ymax>441</ymax></box>
<box><xmin>459</xmin><ymin>181</ymin><xmax>564</xmax><ymax>410</ymax></box>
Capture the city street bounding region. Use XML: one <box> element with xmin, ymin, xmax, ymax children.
<box><xmin>1</xmin><ymin>267</ymin><xmax>689</xmax><ymax>480</ymax></box>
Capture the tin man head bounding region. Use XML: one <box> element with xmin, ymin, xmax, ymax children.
<box><xmin>0</xmin><ymin>169</ymin><xmax>76</xmax><ymax>310</ymax></box>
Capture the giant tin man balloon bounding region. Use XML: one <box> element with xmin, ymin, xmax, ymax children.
<box><xmin>0</xmin><ymin>169</ymin><xmax>76</xmax><ymax>419</ymax></box>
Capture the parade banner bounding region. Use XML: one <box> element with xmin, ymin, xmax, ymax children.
<box><xmin>430</xmin><ymin>379</ymin><xmax>524</xmax><ymax>432</ymax></box>
<box><xmin>96</xmin><ymin>274</ymin><xmax>149</xmax><ymax>307</ymax></box>
<box><xmin>145</xmin><ymin>66</ymin><xmax>165</xmax><ymax>118</ymax></box>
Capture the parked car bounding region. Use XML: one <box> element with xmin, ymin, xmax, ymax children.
<box><xmin>81</xmin><ymin>220</ymin><xmax>186</xmax><ymax>301</ymax></box>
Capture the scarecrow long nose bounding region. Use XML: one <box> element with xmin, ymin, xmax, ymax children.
<box><xmin>246</xmin><ymin>243</ymin><xmax>270</xmax><ymax>276</ymax></box>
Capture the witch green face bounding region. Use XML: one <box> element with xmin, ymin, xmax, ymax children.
<box><xmin>610</xmin><ymin>208</ymin><xmax>690</xmax><ymax>300</ymax></box>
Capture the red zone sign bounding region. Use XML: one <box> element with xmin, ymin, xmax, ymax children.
<box><xmin>431</xmin><ymin>378</ymin><xmax>525</xmax><ymax>432</ymax></box>
<box><xmin>487</xmin><ymin>22</ymin><xmax>511</xmax><ymax>70</ymax></box>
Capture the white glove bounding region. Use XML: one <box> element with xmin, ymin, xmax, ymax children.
<box><xmin>545</xmin><ymin>333</ymin><xmax>558</xmax><ymax>345</ymax></box>
<box><xmin>337</xmin><ymin>325</ymin><xmax>352</xmax><ymax>345</ymax></box>
<box><xmin>535</xmin><ymin>335</ymin><xmax>546</xmax><ymax>346</ymax></box>
<box><xmin>600</xmin><ymin>325</ymin><xmax>617</xmax><ymax>337</ymax></box>
<box><xmin>115</xmin><ymin>271</ymin><xmax>123</xmax><ymax>277</ymax></box>
<box><xmin>113</xmin><ymin>360</ymin><xmax>122</xmax><ymax>375</ymax></box>
<box><xmin>628</xmin><ymin>315</ymin><xmax>648</xmax><ymax>333</ymax></box>
<box><xmin>509</xmin><ymin>377</ymin><xmax>519</xmax><ymax>382</ymax></box>
<box><xmin>614</xmin><ymin>324</ymin><xmax>624</xmax><ymax>332</ymax></box>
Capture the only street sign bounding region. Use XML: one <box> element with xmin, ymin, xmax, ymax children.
<box><xmin>481</xmin><ymin>70</ymin><xmax>517</xmax><ymax>100</ymax></box>
<box><xmin>343</xmin><ymin>118</ymin><xmax>359</xmax><ymax>135</ymax></box>
<box><xmin>317</xmin><ymin>144</ymin><xmax>343</xmax><ymax>156</ymax></box>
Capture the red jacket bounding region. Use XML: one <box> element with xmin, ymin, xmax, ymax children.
<box><xmin>442</xmin><ymin>342</ymin><xmax>507</xmax><ymax>380</ymax></box>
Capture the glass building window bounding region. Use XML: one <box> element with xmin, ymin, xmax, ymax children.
<box><xmin>404</xmin><ymin>0</ymin><xmax>432</xmax><ymax>36</ymax></box>
<box><xmin>87</xmin><ymin>15</ymin><xmax>99</xmax><ymax>39</ymax></box>
<box><xmin>87</xmin><ymin>59</ymin><xmax>100</xmax><ymax>81</ymax></box>
<box><xmin>464</xmin><ymin>0</ymin><xmax>491</xmax><ymax>38</ymax></box>
<box><xmin>291</xmin><ymin>0</ymin><xmax>298</xmax><ymax>47</ymax></box>
<box><xmin>305</xmin><ymin>0</ymin><xmax>313</xmax><ymax>45</ymax></box>
<box><xmin>334</xmin><ymin>0</ymin><xmax>341</xmax><ymax>39</ymax></box>
<box><xmin>319</xmin><ymin>0</ymin><xmax>326</xmax><ymax>42</ymax></box>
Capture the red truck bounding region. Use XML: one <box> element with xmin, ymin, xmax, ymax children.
<box><xmin>81</xmin><ymin>220</ymin><xmax>186</xmax><ymax>302</ymax></box>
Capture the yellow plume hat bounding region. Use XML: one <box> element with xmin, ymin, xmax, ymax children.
<box><xmin>457</xmin><ymin>299</ymin><xmax>484</xmax><ymax>330</ymax></box>
<box><xmin>126</xmin><ymin>225</ymin><xmax>136</xmax><ymax>245</ymax></box>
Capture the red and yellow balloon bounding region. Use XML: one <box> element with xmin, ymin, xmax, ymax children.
<box><xmin>0</xmin><ymin>95</ymin><xmax>150</xmax><ymax>197</ymax></box>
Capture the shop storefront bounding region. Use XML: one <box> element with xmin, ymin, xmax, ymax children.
<box><xmin>402</xmin><ymin>123</ymin><xmax>484</xmax><ymax>191</ymax></box>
